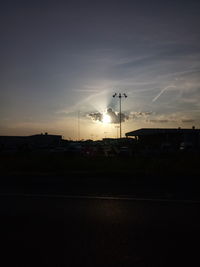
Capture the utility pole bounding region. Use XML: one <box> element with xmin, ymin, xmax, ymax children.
<box><xmin>113</xmin><ymin>93</ymin><xmax>127</xmax><ymax>138</ymax></box>
<box><xmin>77</xmin><ymin>110</ymin><xmax>80</xmax><ymax>141</ymax></box>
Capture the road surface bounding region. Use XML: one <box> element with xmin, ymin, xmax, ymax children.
<box><xmin>0</xmin><ymin>194</ymin><xmax>200</xmax><ymax>266</ymax></box>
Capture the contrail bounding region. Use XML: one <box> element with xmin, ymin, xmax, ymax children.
<box><xmin>152</xmin><ymin>85</ymin><xmax>176</xmax><ymax>102</ymax></box>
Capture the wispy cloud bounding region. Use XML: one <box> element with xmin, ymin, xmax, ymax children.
<box><xmin>149</xmin><ymin>119</ymin><xmax>171</xmax><ymax>123</ymax></box>
<box><xmin>181</xmin><ymin>119</ymin><xmax>195</xmax><ymax>123</ymax></box>
<box><xmin>73</xmin><ymin>89</ymin><xmax>100</xmax><ymax>93</ymax></box>
<box><xmin>130</xmin><ymin>111</ymin><xmax>153</xmax><ymax>120</ymax></box>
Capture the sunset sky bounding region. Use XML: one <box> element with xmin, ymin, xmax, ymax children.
<box><xmin>1</xmin><ymin>0</ymin><xmax>200</xmax><ymax>139</ymax></box>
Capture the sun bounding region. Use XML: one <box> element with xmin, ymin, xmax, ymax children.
<box><xmin>102</xmin><ymin>113</ymin><xmax>111</xmax><ymax>124</ymax></box>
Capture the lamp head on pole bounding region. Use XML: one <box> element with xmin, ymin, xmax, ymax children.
<box><xmin>112</xmin><ymin>92</ymin><xmax>127</xmax><ymax>98</ymax></box>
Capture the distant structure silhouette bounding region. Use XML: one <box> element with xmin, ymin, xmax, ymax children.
<box><xmin>126</xmin><ymin>127</ymin><xmax>200</xmax><ymax>152</ymax></box>
<box><xmin>0</xmin><ymin>133</ymin><xmax>62</xmax><ymax>151</ymax></box>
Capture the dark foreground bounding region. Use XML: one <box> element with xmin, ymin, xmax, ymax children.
<box><xmin>1</xmin><ymin>194</ymin><xmax>200</xmax><ymax>266</ymax></box>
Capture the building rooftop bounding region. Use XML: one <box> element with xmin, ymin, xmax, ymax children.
<box><xmin>126</xmin><ymin>128</ymin><xmax>200</xmax><ymax>137</ymax></box>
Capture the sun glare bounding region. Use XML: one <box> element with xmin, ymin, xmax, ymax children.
<box><xmin>102</xmin><ymin>113</ymin><xmax>111</xmax><ymax>124</ymax></box>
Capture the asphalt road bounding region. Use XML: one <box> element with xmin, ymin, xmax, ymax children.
<box><xmin>0</xmin><ymin>194</ymin><xmax>200</xmax><ymax>266</ymax></box>
<box><xmin>1</xmin><ymin>174</ymin><xmax>200</xmax><ymax>200</ymax></box>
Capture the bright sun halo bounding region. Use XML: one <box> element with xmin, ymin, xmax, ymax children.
<box><xmin>102</xmin><ymin>113</ymin><xmax>111</xmax><ymax>124</ymax></box>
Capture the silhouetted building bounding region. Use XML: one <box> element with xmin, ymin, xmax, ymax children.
<box><xmin>29</xmin><ymin>133</ymin><xmax>62</xmax><ymax>148</ymax></box>
<box><xmin>125</xmin><ymin>128</ymin><xmax>200</xmax><ymax>151</ymax></box>
<box><xmin>0</xmin><ymin>133</ymin><xmax>62</xmax><ymax>151</ymax></box>
<box><xmin>0</xmin><ymin>136</ymin><xmax>28</xmax><ymax>151</ymax></box>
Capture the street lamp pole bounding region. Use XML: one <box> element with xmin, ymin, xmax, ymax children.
<box><xmin>113</xmin><ymin>93</ymin><xmax>127</xmax><ymax>139</ymax></box>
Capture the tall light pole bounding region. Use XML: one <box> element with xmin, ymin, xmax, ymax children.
<box><xmin>113</xmin><ymin>93</ymin><xmax>127</xmax><ymax>138</ymax></box>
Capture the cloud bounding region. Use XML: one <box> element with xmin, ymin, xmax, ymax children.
<box><xmin>149</xmin><ymin>119</ymin><xmax>170</xmax><ymax>123</ymax></box>
<box><xmin>73</xmin><ymin>89</ymin><xmax>100</xmax><ymax>93</ymax></box>
<box><xmin>130</xmin><ymin>111</ymin><xmax>153</xmax><ymax>120</ymax></box>
<box><xmin>88</xmin><ymin>112</ymin><xmax>103</xmax><ymax>122</ymax></box>
<box><xmin>88</xmin><ymin>108</ymin><xmax>128</xmax><ymax>124</ymax></box>
<box><xmin>107</xmin><ymin>108</ymin><xmax>129</xmax><ymax>123</ymax></box>
<box><xmin>148</xmin><ymin>118</ymin><xmax>196</xmax><ymax>125</ymax></box>
<box><xmin>181</xmin><ymin>119</ymin><xmax>195</xmax><ymax>123</ymax></box>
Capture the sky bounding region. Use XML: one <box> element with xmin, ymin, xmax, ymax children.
<box><xmin>1</xmin><ymin>0</ymin><xmax>200</xmax><ymax>139</ymax></box>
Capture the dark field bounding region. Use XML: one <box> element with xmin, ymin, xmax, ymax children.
<box><xmin>1</xmin><ymin>152</ymin><xmax>200</xmax><ymax>200</ymax></box>
<box><xmin>1</xmin><ymin>151</ymin><xmax>200</xmax><ymax>176</ymax></box>
<box><xmin>1</xmin><ymin>195</ymin><xmax>200</xmax><ymax>267</ymax></box>
<box><xmin>0</xmin><ymin>152</ymin><xmax>200</xmax><ymax>266</ymax></box>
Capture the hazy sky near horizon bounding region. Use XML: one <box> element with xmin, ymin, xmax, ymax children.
<box><xmin>1</xmin><ymin>0</ymin><xmax>200</xmax><ymax>139</ymax></box>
